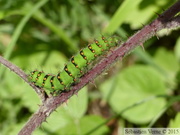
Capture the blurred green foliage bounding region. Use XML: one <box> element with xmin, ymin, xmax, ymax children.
<box><xmin>0</xmin><ymin>0</ymin><xmax>179</xmax><ymax>134</ymax></box>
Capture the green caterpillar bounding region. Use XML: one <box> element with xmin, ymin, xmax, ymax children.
<box><xmin>29</xmin><ymin>36</ymin><xmax>119</xmax><ymax>95</ymax></box>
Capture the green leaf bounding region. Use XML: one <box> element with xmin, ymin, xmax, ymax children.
<box><xmin>4</xmin><ymin>122</ymin><xmax>25</xmax><ymax>135</ymax></box>
<box><xmin>154</xmin><ymin>47</ymin><xmax>179</xmax><ymax>74</ymax></box>
<box><xmin>123</xmin><ymin>0</ymin><xmax>174</xmax><ymax>28</ymax></box>
<box><xmin>21</xmin><ymin>87</ymin><xmax>40</xmax><ymax>112</ymax></box>
<box><xmin>104</xmin><ymin>0</ymin><xmax>174</xmax><ymax>33</ymax></box>
<box><xmin>154</xmin><ymin>47</ymin><xmax>179</xmax><ymax>88</ymax></box>
<box><xmin>57</xmin><ymin>115</ymin><xmax>109</xmax><ymax>135</ymax></box>
<box><xmin>174</xmin><ymin>37</ymin><xmax>180</xmax><ymax>62</ymax></box>
<box><xmin>100</xmin><ymin>65</ymin><xmax>167</xmax><ymax>124</ymax></box>
<box><xmin>104</xmin><ymin>0</ymin><xmax>142</xmax><ymax>33</ymax></box>
<box><xmin>168</xmin><ymin>113</ymin><xmax>180</xmax><ymax>127</ymax></box>
<box><xmin>1</xmin><ymin>70</ymin><xmax>25</xmax><ymax>98</ymax></box>
<box><xmin>62</xmin><ymin>87</ymin><xmax>88</xmax><ymax>119</ymax></box>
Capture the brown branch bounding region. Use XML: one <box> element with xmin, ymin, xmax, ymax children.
<box><xmin>17</xmin><ymin>1</ymin><xmax>180</xmax><ymax>135</ymax></box>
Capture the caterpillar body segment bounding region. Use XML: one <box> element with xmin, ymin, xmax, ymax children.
<box><xmin>29</xmin><ymin>36</ymin><xmax>119</xmax><ymax>95</ymax></box>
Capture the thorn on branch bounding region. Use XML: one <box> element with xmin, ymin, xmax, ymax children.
<box><xmin>140</xmin><ymin>43</ymin><xmax>145</xmax><ymax>51</ymax></box>
<box><xmin>89</xmin><ymin>80</ymin><xmax>97</xmax><ymax>88</ymax></box>
<box><xmin>155</xmin><ymin>32</ymin><xmax>159</xmax><ymax>40</ymax></box>
<box><xmin>154</xmin><ymin>12</ymin><xmax>161</xmax><ymax>17</ymax></box>
<box><xmin>141</xmin><ymin>23</ymin><xmax>145</xmax><ymax>27</ymax></box>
